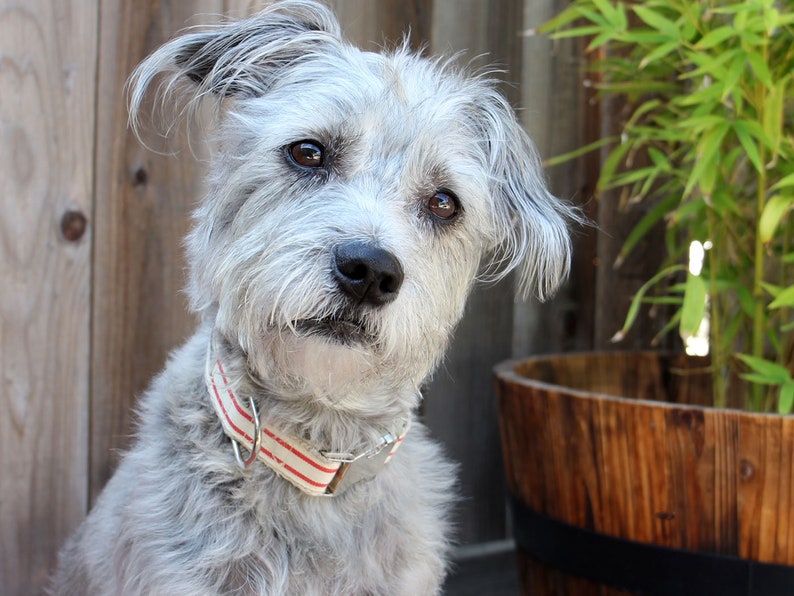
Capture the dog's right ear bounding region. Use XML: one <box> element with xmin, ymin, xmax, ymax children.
<box><xmin>128</xmin><ymin>1</ymin><xmax>343</xmax><ymax>119</ymax></box>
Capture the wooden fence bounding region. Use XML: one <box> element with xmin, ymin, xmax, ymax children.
<box><xmin>0</xmin><ymin>1</ymin><xmax>605</xmax><ymax>593</ymax></box>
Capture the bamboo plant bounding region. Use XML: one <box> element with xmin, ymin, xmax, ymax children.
<box><xmin>542</xmin><ymin>0</ymin><xmax>794</xmax><ymax>411</ymax></box>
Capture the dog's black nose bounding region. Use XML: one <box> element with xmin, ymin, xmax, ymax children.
<box><xmin>333</xmin><ymin>242</ymin><xmax>404</xmax><ymax>306</ymax></box>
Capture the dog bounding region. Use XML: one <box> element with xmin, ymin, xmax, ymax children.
<box><xmin>53</xmin><ymin>1</ymin><xmax>575</xmax><ymax>593</ymax></box>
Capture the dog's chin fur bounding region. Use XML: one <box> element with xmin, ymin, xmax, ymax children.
<box><xmin>52</xmin><ymin>1</ymin><xmax>578</xmax><ymax>594</ymax></box>
<box><xmin>259</xmin><ymin>331</ymin><xmax>414</xmax><ymax>413</ymax></box>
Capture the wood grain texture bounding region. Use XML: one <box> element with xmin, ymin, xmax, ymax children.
<box><xmin>496</xmin><ymin>353</ymin><xmax>794</xmax><ymax>594</ymax></box>
<box><xmin>89</xmin><ymin>0</ymin><xmax>227</xmax><ymax>502</ymax></box>
<box><xmin>330</xmin><ymin>0</ymin><xmax>430</xmax><ymax>50</ymax></box>
<box><xmin>0</xmin><ymin>2</ymin><xmax>96</xmax><ymax>594</ymax></box>
<box><xmin>515</xmin><ymin>0</ymin><xmax>599</xmax><ymax>358</ymax></box>
<box><xmin>423</xmin><ymin>0</ymin><xmax>525</xmax><ymax>545</ymax></box>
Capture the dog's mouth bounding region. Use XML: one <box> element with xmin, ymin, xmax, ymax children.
<box><xmin>293</xmin><ymin>315</ymin><xmax>374</xmax><ymax>345</ymax></box>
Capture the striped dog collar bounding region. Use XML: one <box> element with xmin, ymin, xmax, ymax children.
<box><xmin>204</xmin><ymin>349</ymin><xmax>409</xmax><ymax>497</ymax></box>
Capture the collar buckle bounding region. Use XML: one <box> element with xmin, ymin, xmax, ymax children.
<box><xmin>321</xmin><ymin>426</ymin><xmax>402</xmax><ymax>464</ymax></box>
<box><xmin>322</xmin><ymin>425</ymin><xmax>407</xmax><ymax>495</ymax></box>
<box><xmin>230</xmin><ymin>396</ymin><xmax>262</xmax><ymax>469</ymax></box>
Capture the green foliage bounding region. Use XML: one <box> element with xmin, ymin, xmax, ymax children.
<box><xmin>543</xmin><ymin>0</ymin><xmax>794</xmax><ymax>412</ymax></box>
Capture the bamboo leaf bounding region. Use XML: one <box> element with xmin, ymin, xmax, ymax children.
<box><xmin>675</xmin><ymin>82</ymin><xmax>724</xmax><ymax>107</ymax></box>
<box><xmin>595</xmin><ymin>81</ymin><xmax>679</xmax><ymax>95</ymax></box>
<box><xmin>761</xmin><ymin>282</ymin><xmax>783</xmax><ymax>298</ymax></box>
<box><xmin>598</xmin><ymin>141</ymin><xmax>632</xmax><ymax>189</ymax></box>
<box><xmin>538</xmin><ymin>6</ymin><xmax>586</xmax><ymax>34</ymax></box>
<box><xmin>666</xmin><ymin>194</ymin><xmax>707</xmax><ymax>223</ymax></box>
<box><xmin>676</xmin><ymin>115</ymin><xmax>728</xmax><ymax>131</ymax></box>
<box><xmin>763</xmin><ymin>80</ymin><xmax>785</xmax><ymax>153</ymax></box>
<box><xmin>611</xmin><ymin>265</ymin><xmax>687</xmax><ymax>341</ymax></box>
<box><xmin>733</xmin><ymin>121</ymin><xmax>765</xmax><ymax>174</ymax></box>
<box><xmin>625</xmin><ymin>99</ymin><xmax>663</xmax><ymax>129</ymax></box>
<box><xmin>759</xmin><ymin>195</ymin><xmax>793</xmax><ymax>243</ymax></box>
<box><xmin>680</xmin><ymin>49</ymin><xmax>739</xmax><ymax>80</ymax></box>
<box><xmin>746</xmin><ymin>51</ymin><xmax>773</xmax><ymax>88</ymax></box>
<box><xmin>709</xmin><ymin>188</ymin><xmax>742</xmax><ymax>217</ymax></box>
<box><xmin>633</xmin><ymin>5</ymin><xmax>680</xmax><ymax>38</ymax></box>
<box><xmin>776</xmin><ymin>12</ymin><xmax>794</xmax><ymax>26</ymax></box>
<box><xmin>741</xmin><ymin>373</ymin><xmax>780</xmax><ymax>385</ymax></box>
<box><xmin>779</xmin><ymin>384</ymin><xmax>794</xmax><ymax>415</ymax></box>
<box><xmin>711</xmin><ymin>4</ymin><xmax>755</xmax><ymax>15</ymax></box>
<box><xmin>618</xmin><ymin>30</ymin><xmax>670</xmax><ymax>45</ymax></box>
<box><xmin>736</xmin><ymin>354</ymin><xmax>793</xmax><ymax>384</ymax></box>
<box><xmin>651</xmin><ymin>311</ymin><xmax>682</xmax><ymax>346</ymax></box>
<box><xmin>731</xmin><ymin>118</ymin><xmax>769</xmax><ymax>145</ymax></box>
<box><xmin>618</xmin><ymin>195</ymin><xmax>680</xmax><ymax>262</ymax></box>
<box><xmin>680</xmin><ymin>272</ymin><xmax>707</xmax><ymax>340</ymax></box>
<box><xmin>772</xmin><ymin>173</ymin><xmax>794</xmax><ymax>190</ymax></box>
<box><xmin>591</xmin><ymin>0</ymin><xmax>623</xmax><ymax>27</ymax></box>
<box><xmin>579</xmin><ymin>6</ymin><xmax>611</xmax><ymax>27</ymax></box>
<box><xmin>695</xmin><ymin>26</ymin><xmax>737</xmax><ymax>49</ymax></box>
<box><xmin>642</xmin><ymin>297</ymin><xmax>684</xmax><ymax>305</ymax></box>
<box><xmin>684</xmin><ymin>122</ymin><xmax>731</xmax><ymax>197</ymax></box>
<box><xmin>647</xmin><ymin>147</ymin><xmax>672</xmax><ymax>170</ymax></box>
<box><xmin>769</xmin><ymin>285</ymin><xmax>794</xmax><ymax>309</ymax></box>
<box><xmin>721</xmin><ymin>52</ymin><xmax>745</xmax><ymax>100</ymax></box>
<box><xmin>544</xmin><ymin>136</ymin><xmax>618</xmax><ymax>167</ymax></box>
<box><xmin>608</xmin><ymin>166</ymin><xmax>660</xmax><ymax>189</ymax></box>
<box><xmin>550</xmin><ymin>25</ymin><xmax>607</xmax><ymax>40</ymax></box>
<box><xmin>639</xmin><ymin>41</ymin><xmax>680</xmax><ymax>69</ymax></box>
<box><xmin>763</xmin><ymin>7</ymin><xmax>780</xmax><ymax>34</ymax></box>
<box><xmin>588</xmin><ymin>31</ymin><xmax>619</xmax><ymax>50</ymax></box>
<box><xmin>734</xmin><ymin>7</ymin><xmax>750</xmax><ymax>30</ymax></box>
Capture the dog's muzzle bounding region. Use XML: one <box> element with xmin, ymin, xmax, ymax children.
<box><xmin>332</xmin><ymin>241</ymin><xmax>404</xmax><ymax>307</ymax></box>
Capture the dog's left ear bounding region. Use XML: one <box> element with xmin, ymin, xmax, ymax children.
<box><xmin>475</xmin><ymin>92</ymin><xmax>580</xmax><ymax>301</ymax></box>
<box><xmin>128</xmin><ymin>1</ymin><xmax>343</xmax><ymax>117</ymax></box>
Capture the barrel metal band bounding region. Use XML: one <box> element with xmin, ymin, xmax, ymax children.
<box><xmin>510</xmin><ymin>497</ymin><xmax>794</xmax><ymax>596</ymax></box>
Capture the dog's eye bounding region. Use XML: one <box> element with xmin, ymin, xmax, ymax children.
<box><xmin>288</xmin><ymin>140</ymin><xmax>324</xmax><ymax>168</ymax></box>
<box><xmin>427</xmin><ymin>190</ymin><xmax>460</xmax><ymax>221</ymax></box>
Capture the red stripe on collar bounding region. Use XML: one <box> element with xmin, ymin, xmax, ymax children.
<box><xmin>205</xmin><ymin>354</ymin><xmax>409</xmax><ymax>496</ymax></box>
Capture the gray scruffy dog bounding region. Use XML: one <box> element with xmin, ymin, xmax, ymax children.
<box><xmin>53</xmin><ymin>1</ymin><xmax>575</xmax><ymax>594</ymax></box>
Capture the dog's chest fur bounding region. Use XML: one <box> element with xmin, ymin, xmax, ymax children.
<box><xmin>58</xmin><ymin>327</ymin><xmax>455</xmax><ymax>595</ymax></box>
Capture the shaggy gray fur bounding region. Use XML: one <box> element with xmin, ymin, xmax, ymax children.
<box><xmin>53</xmin><ymin>1</ymin><xmax>576</xmax><ymax>594</ymax></box>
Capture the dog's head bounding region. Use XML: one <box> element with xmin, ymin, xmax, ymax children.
<box><xmin>129</xmin><ymin>0</ymin><xmax>576</xmax><ymax>412</ymax></box>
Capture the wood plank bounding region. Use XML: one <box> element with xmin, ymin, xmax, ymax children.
<box><xmin>0</xmin><ymin>2</ymin><xmax>97</xmax><ymax>593</ymax></box>
<box><xmin>330</xmin><ymin>0</ymin><xmax>430</xmax><ymax>51</ymax></box>
<box><xmin>738</xmin><ymin>413</ymin><xmax>794</xmax><ymax>564</ymax></box>
<box><xmin>711</xmin><ymin>409</ymin><xmax>740</xmax><ymax>554</ymax></box>
<box><xmin>90</xmin><ymin>0</ymin><xmax>223</xmax><ymax>502</ymax></box>
<box><xmin>423</xmin><ymin>0</ymin><xmax>524</xmax><ymax>547</ymax></box>
<box><xmin>424</xmin><ymin>282</ymin><xmax>515</xmax><ymax>544</ymax></box>
<box><xmin>515</xmin><ymin>0</ymin><xmax>598</xmax><ymax>357</ymax></box>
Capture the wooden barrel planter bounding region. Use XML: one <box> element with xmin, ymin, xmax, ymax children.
<box><xmin>494</xmin><ymin>352</ymin><xmax>794</xmax><ymax>596</ymax></box>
